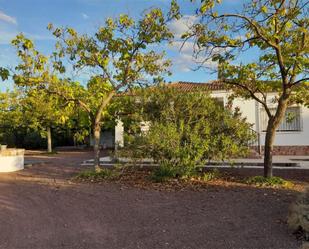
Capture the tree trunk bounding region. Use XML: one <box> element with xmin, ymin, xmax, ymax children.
<box><xmin>93</xmin><ymin>122</ymin><xmax>101</xmax><ymax>172</ymax></box>
<box><xmin>263</xmin><ymin>98</ymin><xmax>289</xmax><ymax>177</ymax></box>
<box><xmin>263</xmin><ymin>119</ymin><xmax>276</xmax><ymax>177</ymax></box>
<box><xmin>91</xmin><ymin>91</ymin><xmax>115</xmax><ymax>172</ymax></box>
<box><xmin>47</xmin><ymin>127</ymin><xmax>52</xmax><ymax>153</ymax></box>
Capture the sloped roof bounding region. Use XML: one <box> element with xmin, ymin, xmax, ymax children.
<box><xmin>167</xmin><ymin>81</ymin><xmax>226</xmax><ymax>91</ymax></box>
<box><xmin>117</xmin><ymin>80</ymin><xmax>226</xmax><ymax>97</ymax></box>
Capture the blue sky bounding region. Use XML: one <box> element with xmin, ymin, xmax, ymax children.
<box><xmin>0</xmin><ymin>0</ymin><xmax>246</xmax><ymax>91</ymax></box>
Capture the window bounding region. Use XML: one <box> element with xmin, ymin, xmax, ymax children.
<box><xmin>260</xmin><ymin>106</ymin><xmax>301</xmax><ymax>132</ymax></box>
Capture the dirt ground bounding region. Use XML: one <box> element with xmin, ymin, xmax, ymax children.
<box><xmin>0</xmin><ymin>150</ymin><xmax>308</xmax><ymax>249</ymax></box>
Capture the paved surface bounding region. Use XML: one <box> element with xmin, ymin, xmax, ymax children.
<box><xmin>0</xmin><ymin>150</ymin><xmax>307</xmax><ymax>249</ymax></box>
<box><xmin>235</xmin><ymin>156</ymin><xmax>309</xmax><ymax>169</ymax></box>
<box><xmin>83</xmin><ymin>155</ymin><xmax>309</xmax><ymax>170</ymax></box>
<box><xmin>3</xmin><ymin>150</ymin><xmax>109</xmax><ymax>182</ymax></box>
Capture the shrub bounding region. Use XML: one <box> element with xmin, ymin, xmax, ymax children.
<box><xmin>288</xmin><ymin>188</ymin><xmax>309</xmax><ymax>241</ymax></box>
<box><xmin>201</xmin><ymin>168</ymin><xmax>221</xmax><ymax>182</ymax></box>
<box><xmin>75</xmin><ymin>168</ymin><xmax>118</xmax><ymax>182</ymax></box>
<box><xmin>246</xmin><ymin>176</ymin><xmax>292</xmax><ymax>187</ymax></box>
<box><xmin>121</xmin><ymin>86</ymin><xmax>255</xmax><ymax>179</ymax></box>
<box><xmin>151</xmin><ymin>163</ymin><xmax>179</xmax><ymax>182</ymax></box>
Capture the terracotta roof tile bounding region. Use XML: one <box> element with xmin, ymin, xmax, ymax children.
<box><xmin>168</xmin><ymin>81</ymin><xmax>226</xmax><ymax>91</ymax></box>
<box><xmin>117</xmin><ymin>81</ymin><xmax>226</xmax><ymax>97</ymax></box>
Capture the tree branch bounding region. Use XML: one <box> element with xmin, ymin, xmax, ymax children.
<box><xmin>291</xmin><ymin>77</ymin><xmax>309</xmax><ymax>87</ymax></box>
<box><xmin>213</xmin><ymin>13</ymin><xmax>278</xmax><ymax>49</ymax></box>
<box><xmin>224</xmin><ymin>80</ymin><xmax>272</xmax><ymax>118</ymax></box>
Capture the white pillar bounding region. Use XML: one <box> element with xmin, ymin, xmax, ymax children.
<box><xmin>115</xmin><ymin>119</ymin><xmax>124</xmax><ymax>148</ymax></box>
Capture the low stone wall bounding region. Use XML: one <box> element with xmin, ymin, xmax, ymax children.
<box><xmin>251</xmin><ymin>146</ymin><xmax>309</xmax><ymax>156</ymax></box>
<box><xmin>0</xmin><ymin>149</ymin><xmax>25</xmax><ymax>172</ymax></box>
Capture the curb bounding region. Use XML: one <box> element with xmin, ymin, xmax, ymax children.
<box><xmin>0</xmin><ymin>175</ymin><xmax>73</xmax><ymax>185</ymax></box>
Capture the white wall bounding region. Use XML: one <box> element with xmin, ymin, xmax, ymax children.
<box><xmin>0</xmin><ymin>155</ymin><xmax>24</xmax><ymax>172</ymax></box>
<box><xmin>211</xmin><ymin>90</ymin><xmax>309</xmax><ymax>146</ymax></box>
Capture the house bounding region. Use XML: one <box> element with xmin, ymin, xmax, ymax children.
<box><xmin>102</xmin><ymin>81</ymin><xmax>309</xmax><ymax>155</ymax></box>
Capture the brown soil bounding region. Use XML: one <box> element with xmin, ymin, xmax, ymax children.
<box><xmin>0</xmin><ymin>150</ymin><xmax>308</xmax><ymax>249</ymax></box>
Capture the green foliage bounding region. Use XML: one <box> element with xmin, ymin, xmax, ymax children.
<box><xmin>0</xmin><ymin>88</ymin><xmax>89</xmax><ymax>149</ymax></box>
<box><xmin>246</xmin><ymin>176</ymin><xmax>292</xmax><ymax>187</ymax></box>
<box><xmin>12</xmin><ymin>5</ymin><xmax>179</xmax><ymax>164</ymax></box>
<box><xmin>201</xmin><ymin>168</ymin><xmax>221</xmax><ymax>182</ymax></box>
<box><xmin>121</xmin><ymin>86</ymin><xmax>255</xmax><ymax>178</ymax></box>
<box><xmin>151</xmin><ymin>163</ymin><xmax>180</xmax><ymax>182</ymax></box>
<box><xmin>186</xmin><ymin>0</ymin><xmax>309</xmax><ymax>97</ymax></box>
<box><xmin>186</xmin><ymin>0</ymin><xmax>309</xmax><ymax>177</ymax></box>
<box><xmin>75</xmin><ymin>168</ymin><xmax>119</xmax><ymax>181</ymax></box>
<box><xmin>44</xmin><ymin>3</ymin><xmax>179</xmax><ymax>91</ymax></box>
<box><xmin>0</xmin><ymin>67</ymin><xmax>9</xmax><ymax>81</ymax></box>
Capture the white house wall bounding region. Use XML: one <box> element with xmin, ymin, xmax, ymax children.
<box><xmin>210</xmin><ymin>90</ymin><xmax>309</xmax><ymax>146</ymax></box>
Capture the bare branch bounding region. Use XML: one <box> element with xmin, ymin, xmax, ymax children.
<box><xmin>291</xmin><ymin>77</ymin><xmax>309</xmax><ymax>87</ymax></box>
<box><xmin>224</xmin><ymin>80</ymin><xmax>272</xmax><ymax>118</ymax></box>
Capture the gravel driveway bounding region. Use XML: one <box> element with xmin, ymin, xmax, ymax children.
<box><xmin>0</xmin><ymin>150</ymin><xmax>305</xmax><ymax>249</ymax></box>
<box><xmin>0</xmin><ymin>180</ymin><xmax>302</xmax><ymax>249</ymax></box>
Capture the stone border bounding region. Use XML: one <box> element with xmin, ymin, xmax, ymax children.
<box><xmin>0</xmin><ymin>149</ymin><xmax>25</xmax><ymax>156</ymax></box>
<box><xmin>251</xmin><ymin>146</ymin><xmax>309</xmax><ymax>155</ymax></box>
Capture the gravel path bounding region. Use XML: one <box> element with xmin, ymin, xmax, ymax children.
<box><xmin>0</xmin><ymin>150</ymin><xmax>306</xmax><ymax>249</ymax></box>
<box><xmin>0</xmin><ymin>180</ymin><xmax>302</xmax><ymax>249</ymax></box>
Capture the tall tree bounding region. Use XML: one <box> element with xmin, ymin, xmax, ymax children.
<box><xmin>21</xmin><ymin>89</ymin><xmax>73</xmax><ymax>152</ymax></box>
<box><xmin>0</xmin><ymin>90</ymin><xmax>23</xmax><ymax>145</ymax></box>
<box><xmin>0</xmin><ymin>87</ymin><xmax>72</xmax><ymax>152</ymax></box>
<box><xmin>12</xmin><ymin>3</ymin><xmax>179</xmax><ymax>171</ymax></box>
<box><xmin>184</xmin><ymin>0</ymin><xmax>309</xmax><ymax>177</ymax></box>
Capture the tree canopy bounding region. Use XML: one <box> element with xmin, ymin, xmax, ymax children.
<box><xmin>119</xmin><ymin>86</ymin><xmax>255</xmax><ymax>176</ymax></box>
<box><xmin>11</xmin><ymin>2</ymin><xmax>180</xmax><ymax>170</ymax></box>
<box><xmin>184</xmin><ymin>0</ymin><xmax>309</xmax><ymax>177</ymax></box>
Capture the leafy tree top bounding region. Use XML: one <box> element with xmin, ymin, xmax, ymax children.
<box><xmin>184</xmin><ymin>0</ymin><xmax>308</xmax><ymax>115</ymax></box>
<box><xmin>11</xmin><ymin>2</ymin><xmax>180</xmax><ymax>124</ymax></box>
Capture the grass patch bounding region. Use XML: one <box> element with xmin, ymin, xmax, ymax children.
<box><xmin>200</xmin><ymin>169</ymin><xmax>221</xmax><ymax>182</ymax></box>
<box><xmin>246</xmin><ymin>176</ymin><xmax>293</xmax><ymax>188</ymax></box>
<box><xmin>151</xmin><ymin>166</ymin><xmax>222</xmax><ymax>183</ymax></box>
<box><xmin>151</xmin><ymin>165</ymin><xmax>179</xmax><ymax>182</ymax></box>
<box><xmin>75</xmin><ymin>168</ymin><xmax>119</xmax><ymax>182</ymax></box>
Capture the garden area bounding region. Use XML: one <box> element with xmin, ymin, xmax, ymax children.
<box><xmin>0</xmin><ymin>0</ymin><xmax>308</xmax><ymax>248</ymax></box>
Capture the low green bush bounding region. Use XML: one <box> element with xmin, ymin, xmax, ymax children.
<box><xmin>121</xmin><ymin>86</ymin><xmax>255</xmax><ymax>180</ymax></box>
<box><xmin>201</xmin><ymin>169</ymin><xmax>221</xmax><ymax>182</ymax></box>
<box><xmin>246</xmin><ymin>176</ymin><xmax>292</xmax><ymax>187</ymax></box>
<box><xmin>75</xmin><ymin>168</ymin><xmax>118</xmax><ymax>181</ymax></box>
<box><xmin>151</xmin><ymin>163</ymin><xmax>179</xmax><ymax>182</ymax></box>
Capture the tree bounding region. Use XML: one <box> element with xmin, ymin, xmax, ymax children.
<box><xmin>21</xmin><ymin>89</ymin><xmax>73</xmax><ymax>152</ymax></box>
<box><xmin>0</xmin><ymin>90</ymin><xmax>23</xmax><ymax>145</ymax></box>
<box><xmin>120</xmin><ymin>86</ymin><xmax>255</xmax><ymax>177</ymax></box>
<box><xmin>12</xmin><ymin>3</ymin><xmax>180</xmax><ymax>171</ymax></box>
<box><xmin>0</xmin><ymin>87</ymin><xmax>73</xmax><ymax>151</ymax></box>
<box><xmin>184</xmin><ymin>0</ymin><xmax>309</xmax><ymax>177</ymax></box>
